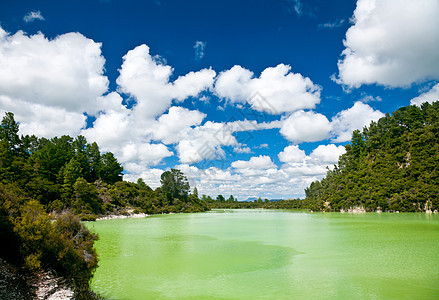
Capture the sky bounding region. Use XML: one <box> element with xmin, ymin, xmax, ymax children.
<box><xmin>0</xmin><ymin>0</ymin><xmax>438</xmax><ymax>200</ymax></box>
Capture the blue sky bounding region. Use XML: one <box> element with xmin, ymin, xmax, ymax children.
<box><xmin>1</xmin><ymin>0</ymin><xmax>438</xmax><ymax>200</ymax></box>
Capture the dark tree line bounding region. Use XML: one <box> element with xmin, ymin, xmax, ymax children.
<box><xmin>305</xmin><ymin>102</ymin><xmax>439</xmax><ymax>212</ymax></box>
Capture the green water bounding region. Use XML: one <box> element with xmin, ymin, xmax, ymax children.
<box><xmin>88</xmin><ymin>210</ymin><xmax>439</xmax><ymax>299</ymax></box>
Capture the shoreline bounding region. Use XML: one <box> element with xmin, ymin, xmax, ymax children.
<box><xmin>96</xmin><ymin>212</ymin><xmax>149</xmax><ymax>221</ymax></box>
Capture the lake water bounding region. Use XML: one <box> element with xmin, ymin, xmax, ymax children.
<box><xmin>88</xmin><ymin>210</ymin><xmax>439</xmax><ymax>299</ymax></box>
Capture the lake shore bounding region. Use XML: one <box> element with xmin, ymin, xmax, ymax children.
<box><xmin>96</xmin><ymin>209</ymin><xmax>149</xmax><ymax>221</ymax></box>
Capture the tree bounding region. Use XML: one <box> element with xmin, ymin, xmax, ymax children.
<box><xmin>351</xmin><ymin>130</ymin><xmax>365</xmax><ymax>159</ymax></box>
<box><xmin>192</xmin><ymin>187</ymin><xmax>199</xmax><ymax>198</ymax></box>
<box><xmin>99</xmin><ymin>152</ymin><xmax>123</xmax><ymax>184</ymax></box>
<box><xmin>160</xmin><ymin>169</ymin><xmax>190</xmax><ymax>202</ymax></box>
<box><xmin>73</xmin><ymin>178</ymin><xmax>100</xmax><ymax>214</ymax></box>
<box><xmin>304</xmin><ymin>101</ymin><xmax>439</xmax><ymax>212</ymax></box>
<box><xmin>0</xmin><ymin>112</ymin><xmax>21</xmax><ymax>155</ymax></box>
<box><xmin>63</xmin><ymin>158</ymin><xmax>83</xmax><ymax>187</ymax></box>
<box><xmin>86</xmin><ymin>142</ymin><xmax>101</xmax><ymax>182</ymax></box>
<box><xmin>216</xmin><ymin>194</ymin><xmax>225</xmax><ymax>202</ymax></box>
<box><xmin>73</xmin><ymin>136</ymin><xmax>90</xmax><ymax>181</ymax></box>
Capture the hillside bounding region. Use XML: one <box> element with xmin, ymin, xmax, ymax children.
<box><xmin>305</xmin><ymin>102</ymin><xmax>439</xmax><ymax>212</ymax></box>
<box><xmin>0</xmin><ymin>112</ymin><xmax>206</xmax><ymax>298</ymax></box>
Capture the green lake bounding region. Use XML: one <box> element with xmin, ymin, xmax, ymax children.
<box><xmin>87</xmin><ymin>210</ymin><xmax>439</xmax><ymax>299</ymax></box>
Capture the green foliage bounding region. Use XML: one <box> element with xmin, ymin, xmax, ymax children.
<box><xmin>305</xmin><ymin>102</ymin><xmax>439</xmax><ymax>212</ymax></box>
<box><xmin>160</xmin><ymin>169</ymin><xmax>190</xmax><ymax>202</ymax></box>
<box><xmin>99</xmin><ymin>152</ymin><xmax>123</xmax><ymax>184</ymax></box>
<box><xmin>0</xmin><ymin>111</ymin><xmax>210</xmax><ymax>297</ymax></box>
<box><xmin>206</xmin><ymin>197</ymin><xmax>308</xmax><ymax>210</ymax></box>
<box><xmin>0</xmin><ymin>112</ymin><xmax>21</xmax><ymax>155</ymax></box>
<box><xmin>0</xmin><ymin>187</ymin><xmax>99</xmax><ymax>297</ymax></box>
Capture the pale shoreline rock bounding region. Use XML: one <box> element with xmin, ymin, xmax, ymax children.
<box><xmin>96</xmin><ymin>209</ymin><xmax>149</xmax><ymax>221</ymax></box>
<box><xmin>36</xmin><ymin>272</ymin><xmax>73</xmax><ymax>300</ymax></box>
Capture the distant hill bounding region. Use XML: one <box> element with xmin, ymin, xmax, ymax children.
<box><xmin>305</xmin><ymin>102</ymin><xmax>439</xmax><ymax>212</ymax></box>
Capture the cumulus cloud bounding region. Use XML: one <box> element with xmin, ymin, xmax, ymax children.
<box><xmin>171</xmin><ymin>143</ymin><xmax>347</xmax><ymax>200</ymax></box>
<box><xmin>0</xmin><ymin>26</ymin><xmax>108</xmax><ymax>137</ymax></box>
<box><xmin>120</xmin><ymin>143</ymin><xmax>173</xmax><ymax>166</ymax></box>
<box><xmin>175</xmin><ymin>121</ymin><xmax>235</xmax><ymax>164</ymax></box>
<box><xmin>23</xmin><ymin>11</ymin><xmax>45</xmax><ymax>23</ymax></box>
<box><xmin>310</xmin><ymin>144</ymin><xmax>346</xmax><ymax>163</ymax></box>
<box><xmin>0</xmin><ymin>95</ymin><xmax>86</xmax><ymax>137</ymax></box>
<box><xmin>278</xmin><ymin>101</ymin><xmax>384</xmax><ymax>144</ymax></box>
<box><xmin>330</xmin><ymin>101</ymin><xmax>384</xmax><ymax>142</ymax></box>
<box><xmin>336</xmin><ymin>0</ymin><xmax>439</xmax><ymax>88</ymax></box>
<box><xmin>152</xmin><ymin>106</ymin><xmax>206</xmax><ymax>143</ymax></box>
<box><xmin>0</xmin><ymin>27</ymin><xmax>108</xmax><ymax>113</ymax></box>
<box><xmin>123</xmin><ymin>168</ymin><xmax>164</xmax><ymax>189</ymax></box>
<box><xmin>194</xmin><ymin>41</ymin><xmax>206</xmax><ymax>61</ymax></box>
<box><xmin>215</xmin><ymin>64</ymin><xmax>321</xmax><ymax>114</ymax></box>
<box><xmin>82</xmin><ymin>45</ymin><xmax>218</xmax><ymax>168</ymax></box>
<box><xmin>411</xmin><ymin>83</ymin><xmax>439</xmax><ymax>106</ymax></box>
<box><xmin>116</xmin><ymin>44</ymin><xmax>216</xmax><ymax>118</ymax></box>
<box><xmin>279</xmin><ymin>144</ymin><xmax>345</xmax><ymax>183</ymax></box>
<box><xmin>280</xmin><ymin>110</ymin><xmax>331</xmax><ymax>143</ymax></box>
<box><xmin>233</xmin><ymin>145</ymin><xmax>252</xmax><ymax>154</ymax></box>
<box><xmin>232</xmin><ymin>155</ymin><xmax>276</xmax><ymax>170</ymax></box>
<box><xmin>278</xmin><ymin>145</ymin><xmax>306</xmax><ymax>163</ymax></box>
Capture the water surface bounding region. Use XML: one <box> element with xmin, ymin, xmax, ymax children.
<box><xmin>88</xmin><ymin>210</ymin><xmax>439</xmax><ymax>299</ymax></box>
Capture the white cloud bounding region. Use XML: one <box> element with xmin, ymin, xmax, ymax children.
<box><xmin>0</xmin><ymin>27</ymin><xmax>108</xmax><ymax>113</ymax></box>
<box><xmin>232</xmin><ymin>155</ymin><xmax>276</xmax><ymax>170</ymax></box>
<box><xmin>83</xmin><ymin>45</ymin><xmax>218</xmax><ymax>168</ymax></box>
<box><xmin>278</xmin><ymin>144</ymin><xmax>345</xmax><ymax>188</ymax></box>
<box><xmin>0</xmin><ymin>26</ymin><xmax>108</xmax><ymax>137</ymax></box>
<box><xmin>23</xmin><ymin>11</ymin><xmax>45</xmax><ymax>23</ymax></box>
<box><xmin>169</xmin><ymin>143</ymin><xmax>348</xmax><ymax>200</ymax></box>
<box><xmin>411</xmin><ymin>83</ymin><xmax>439</xmax><ymax>106</ymax></box>
<box><xmin>214</xmin><ymin>64</ymin><xmax>321</xmax><ymax>114</ymax></box>
<box><xmin>336</xmin><ymin>0</ymin><xmax>439</xmax><ymax>88</ymax></box>
<box><xmin>120</xmin><ymin>143</ymin><xmax>172</xmax><ymax>166</ymax></box>
<box><xmin>214</xmin><ymin>65</ymin><xmax>253</xmax><ymax>102</ymax></box>
<box><xmin>116</xmin><ymin>44</ymin><xmax>216</xmax><ymax>118</ymax></box>
<box><xmin>175</xmin><ymin>121</ymin><xmax>234</xmax><ymax>164</ymax></box>
<box><xmin>310</xmin><ymin>144</ymin><xmax>346</xmax><ymax>163</ymax></box>
<box><xmin>233</xmin><ymin>145</ymin><xmax>252</xmax><ymax>154</ymax></box>
<box><xmin>278</xmin><ymin>145</ymin><xmax>306</xmax><ymax>163</ymax></box>
<box><xmin>0</xmin><ymin>95</ymin><xmax>86</xmax><ymax>137</ymax></box>
<box><xmin>194</xmin><ymin>41</ymin><xmax>206</xmax><ymax>61</ymax></box>
<box><xmin>280</xmin><ymin>110</ymin><xmax>331</xmax><ymax>143</ymax></box>
<box><xmin>330</xmin><ymin>101</ymin><xmax>384</xmax><ymax>142</ymax></box>
<box><xmin>153</xmin><ymin>106</ymin><xmax>206</xmax><ymax>144</ymax></box>
<box><xmin>360</xmin><ymin>94</ymin><xmax>382</xmax><ymax>103</ymax></box>
<box><xmin>82</xmin><ymin>109</ymin><xmax>134</xmax><ymax>150</ymax></box>
<box><xmin>173</xmin><ymin>69</ymin><xmax>216</xmax><ymax>101</ymax></box>
<box><xmin>123</xmin><ymin>168</ymin><xmax>164</xmax><ymax>189</ymax></box>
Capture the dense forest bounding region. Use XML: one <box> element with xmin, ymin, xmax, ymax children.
<box><xmin>0</xmin><ymin>112</ymin><xmax>206</xmax><ymax>298</ymax></box>
<box><xmin>305</xmin><ymin>102</ymin><xmax>439</xmax><ymax>212</ymax></box>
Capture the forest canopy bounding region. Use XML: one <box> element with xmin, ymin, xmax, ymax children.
<box><xmin>304</xmin><ymin>102</ymin><xmax>439</xmax><ymax>212</ymax></box>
